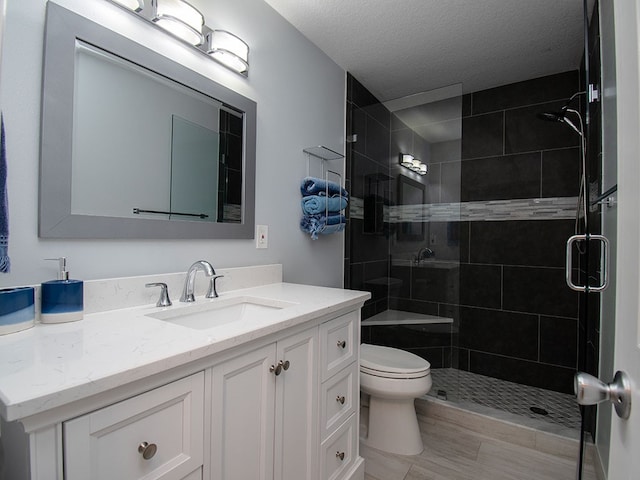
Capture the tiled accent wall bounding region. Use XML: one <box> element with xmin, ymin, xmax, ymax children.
<box><xmin>350</xmin><ymin>197</ymin><xmax>578</xmax><ymax>222</ymax></box>
<box><xmin>346</xmin><ymin>70</ymin><xmax>588</xmax><ymax>395</ymax></box>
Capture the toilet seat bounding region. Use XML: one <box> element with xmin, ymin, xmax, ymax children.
<box><xmin>360</xmin><ymin>344</ymin><xmax>430</xmax><ymax>379</ymax></box>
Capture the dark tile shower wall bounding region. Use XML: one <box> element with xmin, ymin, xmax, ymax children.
<box><xmin>345</xmin><ymin>75</ymin><xmax>392</xmax><ymax>320</ymax></box>
<box><xmin>346</xmin><ymin>70</ymin><xmax>588</xmax><ymax>395</ymax></box>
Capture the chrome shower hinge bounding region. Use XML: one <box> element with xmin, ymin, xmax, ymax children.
<box><xmin>589</xmin><ymin>84</ymin><xmax>600</xmax><ymax>103</ymax></box>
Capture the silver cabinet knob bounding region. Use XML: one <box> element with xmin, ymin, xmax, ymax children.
<box><xmin>336</xmin><ymin>451</ymin><xmax>345</xmax><ymax>461</ymax></box>
<box><xmin>138</xmin><ymin>441</ymin><xmax>157</xmax><ymax>460</ymax></box>
<box><xmin>575</xmin><ymin>370</ymin><xmax>631</xmax><ymax>419</ymax></box>
<box><xmin>270</xmin><ymin>360</ymin><xmax>290</xmax><ymax>376</ymax></box>
<box><xmin>336</xmin><ymin>395</ymin><xmax>345</xmax><ymax>405</ymax></box>
<box><xmin>337</xmin><ymin>340</ymin><xmax>346</xmax><ymax>349</ymax></box>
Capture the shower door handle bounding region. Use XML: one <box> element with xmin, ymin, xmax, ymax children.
<box><xmin>565</xmin><ymin>234</ymin><xmax>609</xmax><ymax>292</ymax></box>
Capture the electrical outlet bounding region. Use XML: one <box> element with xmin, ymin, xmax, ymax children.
<box><xmin>256</xmin><ymin>225</ymin><xmax>268</xmax><ymax>249</ymax></box>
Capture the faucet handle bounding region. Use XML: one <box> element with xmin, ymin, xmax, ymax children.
<box><xmin>145</xmin><ymin>282</ymin><xmax>172</xmax><ymax>307</ymax></box>
<box><xmin>205</xmin><ymin>275</ymin><xmax>225</xmax><ymax>299</ymax></box>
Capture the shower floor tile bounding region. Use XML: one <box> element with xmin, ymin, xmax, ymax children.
<box><xmin>427</xmin><ymin>368</ymin><xmax>582</xmax><ymax>432</ymax></box>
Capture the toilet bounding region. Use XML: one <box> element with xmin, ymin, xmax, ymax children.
<box><xmin>360</xmin><ymin>343</ymin><xmax>432</xmax><ymax>455</ymax></box>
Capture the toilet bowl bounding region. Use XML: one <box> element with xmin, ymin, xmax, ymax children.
<box><xmin>360</xmin><ymin>343</ymin><xmax>432</xmax><ymax>455</ymax></box>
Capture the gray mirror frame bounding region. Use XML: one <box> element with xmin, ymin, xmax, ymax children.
<box><xmin>39</xmin><ymin>3</ymin><xmax>256</xmax><ymax>239</ymax></box>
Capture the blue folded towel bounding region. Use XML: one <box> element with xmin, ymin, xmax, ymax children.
<box><xmin>301</xmin><ymin>176</ymin><xmax>349</xmax><ymax>198</ymax></box>
<box><xmin>300</xmin><ymin>214</ymin><xmax>346</xmax><ymax>240</ymax></box>
<box><xmin>301</xmin><ymin>195</ymin><xmax>348</xmax><ymax>215</ymax></box>
<box><xmin>0</xmin><ymin>115</ymin><xmax>9</xmax><ymax>273</ymax></box>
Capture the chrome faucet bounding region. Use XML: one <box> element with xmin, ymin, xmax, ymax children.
<box><xmin>180</xmin><ymin>260</ymin><xmax>215</xmax><ymax>302</ymax></box>
<box><xmin>414</xmin><ymin>246</ymin><xmax>435</xmax><ymax>264</ymax></box>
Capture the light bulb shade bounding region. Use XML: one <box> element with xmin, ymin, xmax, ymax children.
<box><xmin>111</xmin><ymin>0</ymin><xmax>144</xmax><ymax>11</ymax></box>
<box><xmin>411</xmin><ymin>158</ymin><xmax>422</xmax><ymax>170</ymax></box>
<box><xmin>419</xmin><ymin>164</ymin><xmax>428</xmax><ymax>175</ymax></box>
<box><xmin>400</xmin><ymin>153</ymin><xmax>414</xmax><ymax>167</ymax></box>
<box><xmin>152</xmin><ymin>0</ymin><xmax>204</xmax><ymax>46</ymax></box>
<box><xmin>207</xmin><ymin>30</ymin><xmax>249</xmax><ymax>74</ymax></box>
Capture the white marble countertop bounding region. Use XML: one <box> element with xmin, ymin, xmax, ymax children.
<box><xmin>0</xmin><ymin>282</ymin><xmax>369</xmax><ymax>422</ymax></box>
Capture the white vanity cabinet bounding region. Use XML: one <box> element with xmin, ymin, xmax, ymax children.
<box><xmin>64</xmin><ymin>372</ymin><xmax>205</xmax><ymax>480</ymax></box>
<box><xmin>0</xmin><ymin>303</ymin><xmax>366</xmax><ymax>480</ymax></box>
<box><xmin>210</xmin><ymin>327</ymin><xmax>318</xmax><ymax>480</ymax></box>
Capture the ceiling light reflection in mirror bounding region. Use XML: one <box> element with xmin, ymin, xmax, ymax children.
<box><xmin>399</xmin><ymin>153</ymin><xmax>428</xmax><ymax>176</ymax></box>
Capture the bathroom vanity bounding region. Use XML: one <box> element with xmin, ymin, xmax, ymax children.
<box><xmin>0</xmin><ymin>266</ymin><xmax>369</xmax><ymax>480</ymax></box>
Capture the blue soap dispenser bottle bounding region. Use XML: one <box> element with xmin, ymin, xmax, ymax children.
<box><xmin>41</xmin><ymin>257</ymin><xmax>84</xmax><ymax>323</ymax></box>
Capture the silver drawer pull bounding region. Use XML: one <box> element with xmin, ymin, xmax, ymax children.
<box><xmin>336</xmin><ymin>451</ymin><xmax>345</xmax><ymax>461</ymax></box>
<box><xmin>336</xmin><ymin>395</ymin><xmax>346</xmax><ymax>405</ymax></box>
<box><xmin>281</xmin><ymin>360</ymin><xmax>290</xmax><ymax>371</ymax></box>
<box><xmin>138</xmin><ymin>441</ymin><xmax>157</xmax><ymax>460</ymax></box>
<box><xmin>337</xmin><ymin>340</ymin><xmax>346</xmax><ymax>349</ymax></box>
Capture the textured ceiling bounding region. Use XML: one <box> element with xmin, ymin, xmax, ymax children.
<box><xmin>263</xmin><ymin>0</ymin><xmax>595</xmax><ymax>102</ymax></box>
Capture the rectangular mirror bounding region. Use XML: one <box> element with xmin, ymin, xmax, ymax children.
<box><xmin>39</xmin><ymin>3</ymin><xmax>256</xmax><ymax>239</ymax></box>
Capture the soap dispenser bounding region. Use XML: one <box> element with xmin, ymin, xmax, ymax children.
<box><xmin>40</xmin><ymin>257</ymin><xmax>84</xmax><ymax>323</ymax></box>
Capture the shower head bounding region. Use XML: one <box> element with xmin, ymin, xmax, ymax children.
<box><xmin>537</xmin><ymin>91</ymin><xmax>585</xmax><ymax>125</ymax></box>
<box><xmin>537</xmin><ymin>111</ymin><xmax>566</xmax><ymax>122</ymax></box>
<box><xmin>538</xmin><ymin>104</ymin><xmax>584</xmax><ymax>137</ymax></box>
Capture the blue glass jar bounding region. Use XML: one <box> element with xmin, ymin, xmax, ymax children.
<box><xmin>0</xmin><ymin>287</ymin><xmax>35</xmax><ymax>334</ymax></box>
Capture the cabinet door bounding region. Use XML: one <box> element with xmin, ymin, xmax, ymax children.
<box><xmin>211</xmin><ymin>343</ymin><xmax>277</xmax><ymax>480</ymax></box>
<box><xmin>274</xmin><ymin>328</ymin><xmax>318</xmax><ymax>480</ymax></box>
<box><xmin>64</xmin><ymin>372</ymin><xmax>204</xmax><ymax>480</ymax></box>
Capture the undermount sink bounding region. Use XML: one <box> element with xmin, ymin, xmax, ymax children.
<box><xmin>147</xmin><ymin>296</ymin><xmax>297</xmax><ymax>330</ymax></box>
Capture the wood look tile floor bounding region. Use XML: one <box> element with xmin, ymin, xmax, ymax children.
<box><xmin>362</xmin><ymin>414</ymin><xmax>598</xmax><ymax>480</ymax></box>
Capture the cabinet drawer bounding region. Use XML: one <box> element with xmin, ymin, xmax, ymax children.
<box><xmin>64</xmin><ymin>372</ymin><xmax>205</xmax><ymax>480</ymax></box>
<box><xmin>320</xmin><ymin>414</ymin><xmax>357</xmax><ymax>480</ymax></box>
<box><xmin>320</xmin><ymin>310</ymin><xmax>358</xmax><ymax>382</ymax></box>
<box><xmin>320</xmin><ymin>363</ymin><xmax>357</xmax><ymax>441</ymax></box>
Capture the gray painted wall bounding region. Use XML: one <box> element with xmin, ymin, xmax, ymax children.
<box><xmin>0</xmin><ymin>0</ymin><xmax>346</xmax><ymax>288</ymax></box>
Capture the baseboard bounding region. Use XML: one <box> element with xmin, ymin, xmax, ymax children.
<box><xmin>345</xmin><ymin>455</ymin><xmax>365</xmax><ymax>480</ymax></box>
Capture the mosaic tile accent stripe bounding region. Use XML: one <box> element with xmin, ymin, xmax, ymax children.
<box><xmin>349</xmin><ymin>196</ymin><xmax>578</xmax><ymax>222</ymax></box>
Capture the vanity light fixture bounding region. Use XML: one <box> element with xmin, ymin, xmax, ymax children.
<box><xmin>206</xmin><ymin>30</ymin><xmax>249</xmax><ymax>75</ymax></box>
<box><xmin>400</xmin><ymin>153</ymin><xmax>414</xmax><ymax>168</ymax></box>
<box><xmin>152</xmin><ymin>0</ymin><xmax>205</xmax><ymax>46</ymax></box>
<box><xmin>104</xmin><ymin>0</ymin><xmax>250</xmax><ymax>76</ymax></box>
<box><xmin>112</xmin><ymin>0</ymin><xmax>144</xmax><ymax>11</ymax></box>
<box><xmin>399</xmin><ymin>153</ymin><xmax>428</xmax><ymax>175</ymax></box>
